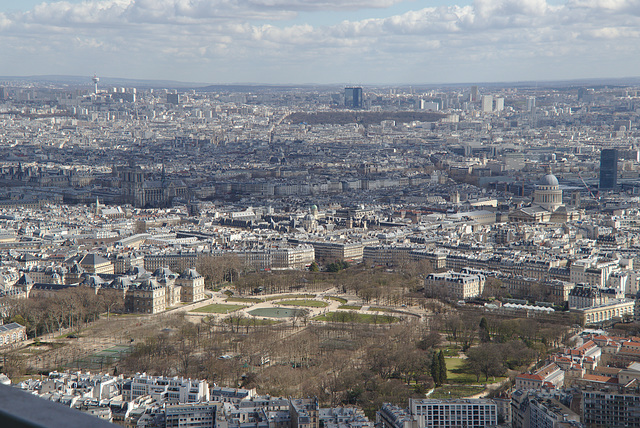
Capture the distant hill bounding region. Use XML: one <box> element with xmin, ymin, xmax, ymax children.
<box><xmin>197</xmin><ymin>84</ymin><xmax>342</xmax><ymax>92</ymax></box>
<box><xmin>0</xmin><ymin>75</ymin><xmax>209</xmax><ymax>89</ymax></box>
<box><xmin>1</xmin><ymin>74</ymin><xmax>639</xmax><ymax>91</ymax></box>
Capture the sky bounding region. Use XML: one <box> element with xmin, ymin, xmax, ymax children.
<box><xmin>0</xmin><ymin>0</ymin><xmax>638</xmax><ymax>85</ymax></box>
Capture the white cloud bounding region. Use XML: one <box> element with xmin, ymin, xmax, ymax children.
<box><xmin>0</xmin><ymin>0</ymin><xmax>639</xmax><ymax>83</ymax></box>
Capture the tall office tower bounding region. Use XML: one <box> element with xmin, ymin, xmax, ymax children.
<box><xmin>470</xmin><ymin>85</ymin><xmax>479</xmax><ymax>102</ymax></box>
<box><xmin>527</xmin><ymin>96</ymin><xmax>536</xmax><ymax>112</ymax></box>
<box><xmin>0</xmin><ymin>87</ymin><xmax>6</xmax><ymax>100</ymax></box>
<box><xmin>494</xmin><ymin>97</ymin><xmax>504</xmax><ymax>111</ymax></box>
<box><xmin>481</xmin><ymin>95</ymin><xmax>493</xmax><ymax>113</ymax></box>
<box><xmin>167</xmin><ymin>92</ymin><xmax>180</xmax><ymax>105</ymax></box>
<box><xmin>600</xmin><ymin>148</ymin><xmax>618</xmax><ymax>189</ymax></box>
<box><xmin>344</xmin><ymin>87</ymin><xmax>363</xmax><ymax>108</ymax></box>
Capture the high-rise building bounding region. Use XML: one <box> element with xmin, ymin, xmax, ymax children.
<box><xmin>578</xmin><ymin>87</ymin><xmax>595</xmax><ymax>102</ymax></box>
<box><xmin>167</xmin><ymin>92</ymin><xmax>180</xmax><ymax>105</ymax></box>
<box><xmin>0</xmin><ymin>87</ymin><xmax>6</xmax><ymax>100</ymax></box>
<box><xmin>527</xmin><ymin>96</ymin><xmax>536</xmax><ymax>112</ymax></box>
<box><xmin>599</xmin><ymin>148</ymin><xmax>618</xmax><ymax>189</ymax></box>
<box><xmin>470</xmin><ymin>85</ymin><xmax>479</xmax><ymax>102</ymax></box>
<box><xmin>92</xmin><ymin>74</ymin><xmax>99</xmax><ymax>94</ymax></box>
<box><xmin>420</xmin><ymin>100</ymin><xmax>439</xmax><ymax>111</ymax></box>
<box><xmin>481</xmin><ymin>95</ymin><xmax>493</xmax><ymax>113</ymax></box>
<box><xmin>494</xmin><ymin>97</ymin><xmax>504</xmax><ymax>111</ymax></box>
<box><xmin>344</xmin><ymin>87</ymin><xmax>363</xmax><ymax>108</ymax></box>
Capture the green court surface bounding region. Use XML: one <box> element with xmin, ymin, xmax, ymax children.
<box><xmin>66</xmin><ymin>345</ymin><xmax>133</xmax><ymax>371</ymax></box>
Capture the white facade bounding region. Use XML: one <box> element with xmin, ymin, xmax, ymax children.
<box><xmin>424</xmin><ymin>271</ymin><xmax>485</xmax><ymax>300</ymax></box>
<box><xmin>123</xmin><ymin>374</ymin><xmax>210</xmax><ymax>404</ymax></box>
<box><xmin>481</xmin><ymin>95</ymin><xmax>493</xmax><ymax>113</ymax></box>
<box><xmin>569</xmin><ymin>257</ymin><xmax>619</xmax><ymax>288</ymax></box>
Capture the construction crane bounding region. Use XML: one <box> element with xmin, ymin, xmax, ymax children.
<box><xmin>578</xmin><ymin>172</ymin><xmax>600</xmax><ymax>206</ymax></box>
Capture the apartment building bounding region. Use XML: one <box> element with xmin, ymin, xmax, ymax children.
<box><xmin>165</xmin><ymin>403</ymin><xmax>218</xmax><ymax>428</ymax></box>
<box><xmin>582</xmin><ymin>383</ymin><xmax>640</xmax><ymax>428</ymax></box>
<box><xmin>515</xmin><ymin>363</ymin><xmax>565</xmax><ymax>391</ymax></box>
<box><xmin>121</xmin><ymin>374</ymin><xmax>209</xmax><ymax>403</ymax></box>
<box><xmin>409</xmin><ymin>398</ymin><xmax>498</xmax><ymax>428</ymax></box>
<box><xmin>424</xmin><ymin>271</ymin><xmax>485</xmax><ymax>300</ymax></box>
<box><xmin>376</xmin><ymin>403</ymin><xmax>414</xmax><ymax>428</ymax></box>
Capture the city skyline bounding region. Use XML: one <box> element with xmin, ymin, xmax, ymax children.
<box><xmin>1</xmin><ymin>0</ymin><xmax>640</xmax><ymax>85</ymax></box>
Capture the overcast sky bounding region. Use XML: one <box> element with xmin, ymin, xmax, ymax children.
<box><xmin>0</xmin><ymin>0</ymin><xmax>638</xmax><ymax>85</ymax></box>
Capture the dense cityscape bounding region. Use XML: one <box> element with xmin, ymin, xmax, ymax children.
<box><xmin>2</xmin><ymin>76</ymin><xmax>640</xmax><ymax>427</ymax></box>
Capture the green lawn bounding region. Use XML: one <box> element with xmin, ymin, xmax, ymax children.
<box><xmin>192</xmin><ymin>304</ymin><xmax>246</xmax><ymax>314</ymax></box>
<box><xmin>226</xmin><ymin>297</ymin><xmax>263</xmax><ymax>303</ymax></box>
<box><xmin>430</xmin><ymin>385</ymin><xmax>485</xmax><ymax>399</ymax></box>
<box><xmin>368</xmin><ymin>306</ymin><xmax>394</xmax><ymax>312</ymax></box>
<box><xmin>325</xmin><ymin>296</ymin><xmax>348</xmax><ymax>304</ymax></box>
<box><xmin>265</xmin><ymin>294</ymin><xmax>315</xmax><ymax>301</ymax></box>
<box><xmin>279</xmin><ymin>299</ymin><xmax>328</xmax><ymax>308</ymax></box>
<box><xmin>338</xmin><ymin>305</ymin><xmax>362</xmax><ymax>310</ymax></box>
<box><xmin>314</xmin><ymin>311</ymin><xmax>399</xmax><ymax>324</ymax></box>
<box><xmin>440</xmin><ymin>347</ymin><xmax>460</xmax><ymax>357</ymax></box>
<box><xmin>446</xmin><ymin>357</ymin><xmax>507</xmax><ymax>385</ymax></box>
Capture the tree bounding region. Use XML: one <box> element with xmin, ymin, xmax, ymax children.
<box><xmin>134</xmin><ymin>220</ymin><xmax>147</xmax><ymax>234</ymax></box>
<box><xmin>196</xmin><ymin>254</ymin><xmax>243</xmax><ymax>288</ymax></box>
<box><xmin>482</xmin><ymin>277</ymin><xmax>506</xmax><ymax>299</ymax></box>
<box><xmin>438</xmin><ymin>350</ymin><xmax>447</xmax><ymax>384</ymax></box>
<box><xmin>479</xmin><ymin>317</ymin><xmax>490</xmax><ymax>343</ymax></box>
<box><xmin>309</xmin><ymin>261</ymin><xmax>320</xmax><ymax>272</ymax></box>
<box><xmin>418</xmin><ymin>331</ymin><xmax>441</xmax><ymax>350</ymax></box>
<box><xmin>466</xmin><ymin>343</ymin><xmax>506</xmax><ymax>382</ymax></box>
<box><xmin>430</xmin><ymin>351</ymin><xmax>442</xmax><ymax>386</ymax></box>
<box><xmin>444</xmin><ymin>314</ymin><xmax>462</xmax><ymax>343</ymax></box>
<box><xmin>99</xmin><ymin>288</ymin><xmax>125</xmax><ymax>319</ymax></box>
<box><xmin>327</xmin><ymin>260</ymin><xmax>349</xmax><ymax>273</ymax></box>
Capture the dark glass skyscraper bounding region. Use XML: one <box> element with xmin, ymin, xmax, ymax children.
<box><xmin>600</xmin><ymin>148</ymin><xmax>618</xmax><ymax>189</ymax></box>
<box><xmin>344</xmin><ymin>87</ymin><xmax>363</xmax><ymax>108</ymax></box>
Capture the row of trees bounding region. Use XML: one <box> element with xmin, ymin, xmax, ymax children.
<box><xmin>1</xmin><ymin>287</ymin><xmax>124</xmax><ymax>339</ymax></box>
<box><xmin>117</xmin><ymin>314</ymin><xmax>444</xmax><ymax>418</ymax></box>
<box><xmin>196</xmin><ymin>255</ymin><xmax>433</xmax><ymax>301</ymax></box>
<box><xmin>438</xmin><ymin>310</ymin><xmax>569</xmax><ymax>351</ymax></box>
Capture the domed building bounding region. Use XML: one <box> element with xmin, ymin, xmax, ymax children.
<box><xmin>510</xmin><ymin>169</ymin><xmax>581</xmax><ymax>223</ymax></box>
<box><xmin>532</xmin><ymin>173</ymin><xmax>563</xmax><ymax>212</ymax></box>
